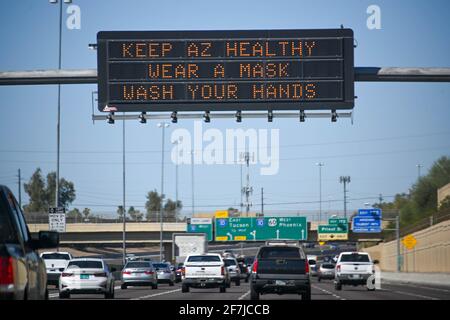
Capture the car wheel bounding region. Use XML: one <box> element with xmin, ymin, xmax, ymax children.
<box><xmin>169</xmin><ymin>281</ymin><xmax>174</xmax><ymax>286</ymax></box>
<box><xmin>367</xmin><ymin>287</ymin><xmax>376</xmax><ymax>291</ymax></box>
<box><xmin>335</xmin><ymin>282</ymin><xmax>342</xmax><ymax>291</ymax></box>
<box><xmin>226</xmin><ymin>281</ymin><xmax>231</xmax><ymax>288</ymax></box>
<box><xmin>245</xmin><ymin>277</ymin><xmax>249</xmax><ymax>283</ymax></box>
<box><xmin>181</xmin><ymin>284</ymin><xmax>189</xmax><ymax>293</ymax></box>
<box><xmin>59</xmin><ymin>291</ymin><xmax>69</xmax><ymax>299</ymax></box>
<box><xmin>250</xmin><ymin>286</ymin><xmax>259</xmax><ymax>300</ymax></box>
<box><xmin>121</xmin><ymin>283</ymin><xmax>127</xmax><ymax>290</ymax></box>
<box><xmin>302</xmin><ymin>289</ymin><xmax>311</xmax><ymax>301</ymax></box>
<box><xmin>220</xmin><ymin>285</ymin><xmax>226</xmax><ymax>293</ymax></box>
<box><xmin>235</xmin><ymin>279</ymin><xmax>240</xmax><ymax>286</ymax></box>
<box><xmin>317</xmin><ymin>277</ymin><xmax>321</xmax><ymax>282</ymax></box>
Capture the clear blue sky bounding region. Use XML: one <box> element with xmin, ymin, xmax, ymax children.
<box><xmin>0</xmin><ymin>0</ymin><xmax>449</xmax><ymax>220</ymax></box>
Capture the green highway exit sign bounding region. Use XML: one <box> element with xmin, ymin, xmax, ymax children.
<box><xmin>215</xmin><ymin>217</ymin><xmax>307</xmax><ymax>241</ymax></box>
<box><xmin>318</xmin><ymin>225</ymin><xmax>347</xmax><ymax>233</ymax></box>
<box><xmin>186</xmin><ymin>218</ymin><xmax>213</xmax><ymax>241</ymax></box>
<box><xmin>329</xmin><ymin>218</ymin><xmax>348</xmax><ymax>225</ymax></box>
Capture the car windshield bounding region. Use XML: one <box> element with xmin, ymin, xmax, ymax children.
<box><xmin>187</xmin><ymin>255</ymin><xmax>221</xmax><ymax>262</ymax></box>
<box><xmin>259</xmin><ymin>247</ymin><xmax>304</xmax><ymax>259</ymax></box>
<box><xmin>224</xmin><ymin>259</ymin><xmax>236</xmax><ymax>266</ymax></box>
<box><xmin>41</xmin><ymin>253</ymin><xmax>71</xmax><ymax>260</ymax></box>
<box><xmin>340</xmin><ymin>254</ymin><xmax>370</xmax><ymax>263</ymax></box>
<box><xmin>153</xmin><ymin>263</ymin><xmax>169</xmax><ymax>269</ymax></box>
<box><xmin>321</xmin><ymin>264</ymin><xmax>335</xmax><ymax>269</ymax></box>
<box><xmin>126</xmin><ymin>262</ymin><xmax>151</xmax><ymax>268</ymax></box>
<box><xmin>67</xmin><ymin>260</ymin><xmax>103</xmax><ymax>269</ymax></box>
<box><xmin>244</xmin><ymin>257</ymin><xmax>254</xmax><ymax>264</ymax></box>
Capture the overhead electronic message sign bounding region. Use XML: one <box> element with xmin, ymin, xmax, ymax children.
<box><xmin>97</xmin><ymin>29</ymin><xmax>354</xmax><ymax>112</ymax></box>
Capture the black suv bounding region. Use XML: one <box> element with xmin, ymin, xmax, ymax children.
<box><xmin>250</xmin><ymin>241</ymin><xmax>311</xmax><ymax>300</ymax></box>
<box><xmin>0</xmin><ymin>185</ymin><xmax>59</xmax><ymax>300</ymax></box>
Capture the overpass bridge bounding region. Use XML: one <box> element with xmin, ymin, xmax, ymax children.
<box><xmin>29</xmin><ymin>222</ymin><xmax>383</xmax><ymax>245</ymax></box>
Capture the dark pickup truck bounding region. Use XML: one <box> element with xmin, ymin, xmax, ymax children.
<box><xmin>250</xmin><ymin>243</ymin><xmax>311</xmax><ymax>300</ymax></box>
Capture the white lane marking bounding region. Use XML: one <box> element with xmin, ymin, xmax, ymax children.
<box><xmin>388</xmin><ymin>289</ymin><xmax>440</xmax><ymax>300</ymax></box>
<box><xmin>48</xmin><ymin>285</ymin><xmax>122</xmax><ymax>299</ymax></box>
<box><xmin>311</xmin><ymin>284</ymin><xmax>345</xmax><ymax>300</ymax></box>
<box><xmin>132</xmin><ymin>288</ymin><xmax>181</xmax><ymax>300</ymax></box>
<box><xmin>238</xmin><ymin>290</ymin><xmax>251</xmax><ymax>300</ymax></box>
<box><xmin>383</xmin><ymin>282</ymin><xmax>450</xmax><ymax>293</ymax></box>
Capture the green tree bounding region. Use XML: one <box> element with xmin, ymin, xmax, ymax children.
<box><xmin>145</xmin><ymin>190</ymin><xmax>162</xmax><ymax>222</ymax></box>
<box><xmin>117</xmin><ymin>205</ymin><xmax>125</xmax><ymax>220</ymax></box>
<box><xmin>82</xmin><ymin>208</ymin><xmax>91</xmax><ymax>221</ymax></box>
<box><xmin>164</xmin><ymin>199</ymin><xmax>182</xmax><ymax>222</ymax></box>
<box><xmin>67</xmin><ymin>208</ymin><xmax>82</xmax><ymax>222</ymax></box>
<box><xmin>45</xmin><ymin>172</ymin><xmax>76</xmax><ymax>208</ymax></box>
<box><xmin>128</xmin><ymin>206</ymin><xmax>143</xmax><ymax>221</ymax></box>
<box><xmin>23</xmin><ymin>168</ymin><xmax>47</xmax><ymax>213</ymax></box>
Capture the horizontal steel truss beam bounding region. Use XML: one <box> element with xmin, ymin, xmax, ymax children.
<box><xmin>92</xmin><ymin>111</ymin><xmax>352</xmax><ymax>122</ymax></box>
<box><xmin>1</xmin><ymin>67</ymin><xmax>450</xmax><ymax>85</ymax></box>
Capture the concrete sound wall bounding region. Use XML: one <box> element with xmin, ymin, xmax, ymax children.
<box><xmin>363</xmin><ymin>219</ymin><xmax>450</xmax><ymax>273</ymax></box>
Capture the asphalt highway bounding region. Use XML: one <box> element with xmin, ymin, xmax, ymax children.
<box><xmin>48</xmin><ymin>277</ymin><xmax>450</xmax><ymax>300</ymax></box>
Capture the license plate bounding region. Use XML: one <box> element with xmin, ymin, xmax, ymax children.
<box><xmin>351</xmin><ymin>274</ymin><xmax>360</xmax><ymax>279</ymax></box>
<box><xmin>275</xmin><ymin>280</ymin><xmax>286</xmax><ymax>286</ymax></box>
<box><xmin>80</xmin><ymin>274</ymin><xmax>90</xmax><ymax>279</ymax></box>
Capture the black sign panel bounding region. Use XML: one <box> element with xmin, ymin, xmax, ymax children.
<box><xmin>97</xmin><ymin>29</ymin><xmax>354</xmax><ymax>112</ymax></box>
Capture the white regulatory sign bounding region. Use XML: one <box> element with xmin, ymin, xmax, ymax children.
<box><xmin>49</xmin><ymin>213</ymin><xmax>66</xmax><ymax>233</ymax></box>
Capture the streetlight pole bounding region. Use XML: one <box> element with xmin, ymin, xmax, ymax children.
<box><xmin>50</xmin><ymin>0</ymin><xmax>71</xmax><ymax>208</ymax></box>
<box><xmin>158</xmin><ymin>122</ymin><xmax>170</xmax><ymax>261</ymax></box>
<box><xmin>316</xmin><ymin>163</ymin><xmax>324</xmax><ymax>223</ymax></box>
<box><xmin>122</xmin><ymin>113</ymin><xmax>126</xmax><ymax>265</ymax></box>
<box><xmin>191</xmin><ymin>150</ymin><xmax>195</xmax><ymax>217</ymax></box>
<box><xmin>339</xmin><ymin>176</ymin><xmax>351</xmax><ymax>218</ymax></box>
<box><xmin>172</xmin><ymin>139</ymin><xmax>180</xmax><ymax>220</ymax></box>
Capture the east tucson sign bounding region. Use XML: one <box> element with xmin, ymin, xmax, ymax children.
<box><xmin>97</xmin><ymin>29</ymin><xmax>354</xmax><ymax>112</ymax></box>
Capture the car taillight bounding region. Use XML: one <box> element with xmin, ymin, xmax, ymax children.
<box><xmin>305</xmin><ymin>261</ymin><xmax>309</xmax><ymax>274</ymax></box>
<box><xmin>336</xmin><ymin>265</ymin><xmax>341</xmax><ymax>272</ymax></box>
<box><xmin>122</xmin><ymin>271</ymin><xmax>131</xmax><ymax>275</ymax></box>
<box><xmin>61</xmin><ymin>272</ymin><xmax>73</xmax><ymax>277</ymax></box>
<box><xmin>144</xmin><ymin>270</ymin><xmax>154</xmax><ymax>275</ymax></box>
<box><xmin>94</xmin><ymin>272</ymin><xmax>107</xmax><ymax>277</ymax></box>
<box><xmin>221</xmin><ymin>266</ymin><xmax>225</xmax><ymax>275</ymax></box>
<box><xmin>252</xmin><ymin>259</ymin><xmax>258</xmax><ymax>273</ymax></box>
<box><xmin>0</xmin><ymin>257</ymin><xmax>14</xmax><ymax>285</ymax></box>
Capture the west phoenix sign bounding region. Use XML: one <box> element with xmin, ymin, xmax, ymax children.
<box><xmin>97</xmin><ymin>29</ymin><xmax>354</xmax><ymax>112</ymax></box>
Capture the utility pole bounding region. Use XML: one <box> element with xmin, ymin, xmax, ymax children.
<box><xmin>158</xmin><ymin>122</ymin><xmax>170</xmax><ymax>261</ymax></box>
<box><xmin>339</xmin><ymin>176</ymin><xmax>351</xmax><ymax>218</ymax></box>
<box><xmin>17</xmin><ymin>169</ymin><xmax>22</xmax><ymax>209</ymax></box>
<box><xmin>261</xmin><ymin>187</ymin><xmax>264</xmax><ymax>216</ymax></box>
<box><xmin>316</xmin><ymin>163</ymin><xmax>324</xmax><ymax>223</ymax></box>
<box><xmin>396</xmin><ymin>215</ymin><xmax>401</xmax><ymax>272</ymax></box>
<box><xmin>416</xmin><ymin>164</ymin><xmax>423</xmax><ymax>180</ymax></box>
<box><xmin>240</xmin><ymin>162</ymin><xmax>243</xmax><ymax>214</ymax></box>
<box><xmin>241</xmin><ymin>152</ymin><xmax>253</xmax><ymax>216</ymax></box>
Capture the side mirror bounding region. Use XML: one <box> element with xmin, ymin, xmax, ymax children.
<box><xmin>33</xmin><ymin>231</ymin><xmax>59</xmax><ymax>249</ymax></box>
<box><xmin>373</xmin><ymin>260</ymin><xmax>379</xmax><ymax>265</ymax></box>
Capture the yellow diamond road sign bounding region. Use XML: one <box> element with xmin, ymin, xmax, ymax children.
<box><xmin>402</xmin><ymin>234</ymin><xmax>417</xmax><ymax>250</ymax></box>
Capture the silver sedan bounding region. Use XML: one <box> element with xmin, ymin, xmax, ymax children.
<box><xmin>153</xmin><ymin>262</ymin><xmax>175</xmax><ymax>286</ymax></box>
<box><xmin>121</xmin><ymin>261</ymin><xmax>158</xmax><ymax>289</ymax></box>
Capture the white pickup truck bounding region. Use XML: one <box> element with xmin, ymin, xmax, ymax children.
<box><xmin>40</xmin><ymin>251</ymin><xmax>73</xmax><ymax>286</ymax></box>
<box><xmin>334</xmin><ymin>252</ymin><xmax>377</xmax><ymax>291</ymax></box>
<box><xmin>181</xmin><ymin>253</ymin><xmax>230</xmax><ymax>293</ymax></box>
